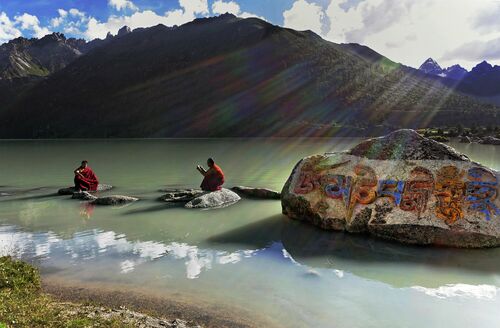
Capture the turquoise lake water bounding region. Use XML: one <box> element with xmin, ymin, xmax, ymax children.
<box><xmin>0</xmin><ymin>139</ymin><xmax>499</xmax><ymax>327</ymax></box>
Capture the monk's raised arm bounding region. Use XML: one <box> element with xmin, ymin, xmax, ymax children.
<box><xmin>74</xmin><ymin>167</ymin><xmax>83</xmax><ymax>176</ymax></box>
<box><xmin>197</xmin><ymin>165</ymin><xmax>207</xmax><ymax>176</ymax></box>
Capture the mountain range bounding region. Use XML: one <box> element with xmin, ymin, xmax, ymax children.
<box><xmin>418</xmin><ymin>57</ymin><xmax>500</xmax><ymax>98</ymax></box>
<box><xmin>0</xmin><ymin>14</ymin><xmax>498</xmax><ymax>138</ymax></box>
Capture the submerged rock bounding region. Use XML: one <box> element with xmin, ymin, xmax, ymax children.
<box><xmin>185</xmin><ymin>188</ymin><xmax>240</xmax><ymax>209</ymax></box>
<box><xmin>92</xmin><ymin>195</ymin><xmax>139</xmax><ymax>206</ymax></box>
<box><xmin>58</xmin><ymin>184</ymin><xmax>113</xmax><ymax>195</ymax></box>
<box><xmin>231</xmin><ymin>186</ymin><xmax>281</xmax><ymax>199</ymax></box>
<box><xmin>72</xmin><ymin>191</ymin><xmax>98</xmax><ymax>201</ymax></box>
<box><xmin>281</xmin><ymin>129</ymin><xmax>500</xmax><ymax>248</ymax></box>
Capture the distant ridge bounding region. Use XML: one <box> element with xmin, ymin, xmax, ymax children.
<box><xmin>0</xmin><ymin>15</ymin><xmax>498</xmax><ymax>138</ymax></box>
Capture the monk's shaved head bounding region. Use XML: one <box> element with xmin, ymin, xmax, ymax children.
<box><xmin>207</xmin><ymin>158</ymin><xmax>215</xmax><ymax>166</ymax></box>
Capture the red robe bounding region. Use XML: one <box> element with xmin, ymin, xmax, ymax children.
<box><xmin>200</xmin><ymin>164</ymin><xmax>225</xmax><ymax>191</ymax></box>
<box><xmin>74</xmin><ymin>167</ymin><xmax>99</xmax><ymax>191</ymax></box>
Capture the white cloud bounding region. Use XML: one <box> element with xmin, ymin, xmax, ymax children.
<box><xmin>324</xmin><ymin>0</ymin><xmax>500</xmax><ymax>69</ymax></box>
<box><xmin>85</xmin><ymin>0</ymin><xmax>210</xmax><ymax>39</ymax></box>
<box><xmin>109</xmin><ymin>0</ymin><xmax>138</xmax><ymax>12</ymax></box>
<box><xmin>211</xmin><ymin>0</ymin><xmax>264</xmax><ymax>19</ymax></box>
<box><xmin>283</xmin><ymin>0</ymin><xmax>325</xmax><ymax>35</ymax></box>
<box><xmin>212</xmin><ymin>0</ymin><xmax>240</xmax><ymax>15</ymax></box>
<box><xmin>48</xmin><ymin>8</ymin><xmax>89</xmax><ymax>37</ymax></box>
<box><xmin>14</xmin><ymin>13</ymin><xmax>51</xmax><ymax>38</ymax></box>
<box><xmin>51</xmin><ymin>9</ymin><xmax>68</xmax><ymax>27</ymax></box>
<box><xmin>69</xmin><ymin>8</ymin><xmax>86</xmax><ymax>18</ymax></box>
<box><xmin>0</xmin><ymin>12</ymin><xmax>22</xmax><ymax>44</ymax></box>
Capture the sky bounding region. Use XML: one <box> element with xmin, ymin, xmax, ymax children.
<box><xmin>1</xmin><ymin>0</ymin><xmax>500</xmax><ymax>70</ymax></box>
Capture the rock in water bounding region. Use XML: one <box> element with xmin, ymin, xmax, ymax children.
<box><xmin>92</xmin><ymin>195</ymin><xmax>139</xmax><ymax>206</ymax></box>
<box><xmin>72</xmin><ymin>191</ymin><xmax>98</xmax><ymax>201</ymax></box>
<box><xmin>159</xmin><ymin>189</ymin><xmax>206</xmax><ymax>202</ymax></box>
<box><xmin>185</xmin><ymin>189</ymin><xmax>241</xmax><ymax>209</ymax></box>
<box><xmin>231</xmin><ymin>186</ymin><xmax>281</xmax><ymax>199</ymax></box>
<box><xmin>281</xmin><ymin>129</ymin><xmax>500</xmax><ymax>248</ymax></box>
<box><xmin>480</xmin><ymin>136</ymin><xmax>500</xmax><ymax>145</ymax></box>
<box><xmin>58</xmin><ymin>184</ymin><xmax>113</xmax><ymax>195</ymax></box>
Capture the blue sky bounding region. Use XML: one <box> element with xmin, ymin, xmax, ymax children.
<box><xmin>1</xmin><ymin>0</ymin><xmax>500</xmax><ymax>69</ymax></box>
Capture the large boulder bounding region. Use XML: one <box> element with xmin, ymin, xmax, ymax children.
<box><xmin>185</xmin><ymin>188</ymin><xmax>241</xmax><ymax>209</ymax></box>
<box><xmin>92</xmin><ymin>195</ymin><xmax>139</xmax><ymax>206</ymax></box>
<box><xmin>58</xmin><ymin>184</ymin><xmax>113</xmax><ymax>195</ymax></box>
<box><xmin>231</xmin><ymin>186</ymin><xmax>281</xmax><ymax>199</ymax></box>
<box><xmin>281</xmin><ymin>129</ymin><xmax>500</xmax><ymax>248</ymax></box>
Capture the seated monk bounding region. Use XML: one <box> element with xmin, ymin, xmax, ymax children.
<box><xmin>197</xmin><ymin>158</ymin><xmax>225</xmax><ymax>192</ymax></box>
<box><xmin>74</xmin><ymin>160</ymin><xmax>99</xmax><ymax>192</ymax></box>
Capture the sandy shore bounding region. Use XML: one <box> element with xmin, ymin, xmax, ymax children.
<box><xmin>42</xmin><ymin>277</ymin><xmax>277</xmax><ymax>328</ymax></box>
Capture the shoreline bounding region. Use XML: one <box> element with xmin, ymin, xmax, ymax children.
<box><xmin>42</xmin><ymin>276</ymin><xmax>276</xmax><ymax>328</ymax></box>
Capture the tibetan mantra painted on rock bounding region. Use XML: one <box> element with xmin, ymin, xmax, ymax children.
<box><xmin>294</xmin><ymin>164</ymin><xmax>499</xmax><ymax>223</ymax></box>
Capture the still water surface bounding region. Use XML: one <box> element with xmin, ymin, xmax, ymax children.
<box><xmin>0</xmin><ymin>139</ymin><xmax>499</xmax><ymax>327</ymax></box>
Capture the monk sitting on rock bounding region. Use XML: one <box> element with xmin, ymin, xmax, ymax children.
<box><xmin>197</xmin><ymin>158</ymin><xmax>225</xmax><ymax>191</ymax></box>
<box><xmin>74</xmin><ymin>160</ymin><xmax>99</xmax><ymax>192</ymax></box>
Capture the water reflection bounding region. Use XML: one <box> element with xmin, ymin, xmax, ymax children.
<box><xmin>0</xmin><ymin>225</ymin><xmax>260</xmax><ymax>280</ymax></box>
<box><xmin>210</xmin><ymin>215</ymin><xmax>500</xmax><ymax>288</ymax></box>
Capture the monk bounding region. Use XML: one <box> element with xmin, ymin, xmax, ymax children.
<box><xmin>197</xmin><ymin>158</ymin><xmax>225</xmax><ymax>191</ymax></box>
<box><xmin>74</xmin><ymin>160</ymin><xmax>99</xmax><ymax>192</ymax></box>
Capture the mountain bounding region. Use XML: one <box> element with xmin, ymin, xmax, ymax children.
<box><xmin>419</xmin><ymin>58</ymin><xmax>444</xmax><ymax>76</ymax></box>
<box><xmin>0</xmin><ymin>32</ymin><xmax>86</xmax><ymax>80</ymax></box>
<box><xmin>418</xmin><ymin>58</ymin><xmax>468</xmax><ymax>80</ymax></box>
<box><xmin>418</xmin><ymin>58</ymin><xmax>500</xmax><ymax>98</ymax></box>
<box><xmin>0</xmin><ymin>14</ymin><xmax>498</xmax><ymax>138</ymax></box>
<box><xmin>457</xmin><ymin>61</ymin><xmax>500</xmax><ymax>97</ymax></box>
<box><xmin>442</xmin><ymin>64</ymin><xmax>468</xmax><ymax>80</ymax></box>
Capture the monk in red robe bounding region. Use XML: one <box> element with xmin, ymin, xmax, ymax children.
<box><xmin>74</xmin><ymin>160</ymin><xmax>99</xmax><ymax>192</ymax></box>
<box><xmin>197</xmin><ymin>158</ymin><xmax>225</xmax><ymax>191</ymax></box>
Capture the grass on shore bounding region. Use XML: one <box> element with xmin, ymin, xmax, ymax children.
<box><xmin>0</xmin><ymin>256</ymin><xmax>133</xmax><ymax>328</ymax></box>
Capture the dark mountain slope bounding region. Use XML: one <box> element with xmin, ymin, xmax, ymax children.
<box><xmin>1</xmin><ymin>14</ymin><xmax>498</xmax><ymax>138</ymax></box>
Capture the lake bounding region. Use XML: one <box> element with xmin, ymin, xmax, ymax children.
<box><xmin>0</xmin><ymin>139</ymin><xmax>499</xmax><ymax>328</ymax></box>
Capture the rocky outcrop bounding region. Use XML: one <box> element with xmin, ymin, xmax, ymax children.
<box><xmin>282</xmin><ymin>129</ymin><xmax>500</xmax><ymax>248</ymax></box>
<box><xmin>92</xmin><ymin>195</ymin><xmax>139</xmax><ymax>206</ymax></box>
<box><xmin>185</xmin><ymin>189</ymin><xmax>241</xmax><ymax>209</ymax></box>
<box><xmin>231</xmin><ymin>186</ymin><xmax>281</xmax><ymax>199</ymax></box>
<box><xmin>58</xmin><ymin>184</ymin><xmax>113</xmax><ymax>195</ymax></box>
<box><xmin>480</xmin><ymin>136</ymin><xmax>500</xmax><ymax>145</ymax></box>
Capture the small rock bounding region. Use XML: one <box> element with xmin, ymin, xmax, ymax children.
<box><xmin>185</xmin><ymin>188</ymin><xmax>240</xmax><ymax>209</ymax></box>
<box><xmin>459</xmin><ymin>135</ymin><xmax>472</xmax><ymax>143</ymax></box>
<box><xmin>58</xmin><ymin>184</ymin><xmax>113</xmax><ymax>195</ymax></box>
<box><xmin>159</xmin><ymin>189</ymin><xmax>205</xmax><ymax>202</ymax></box>
<box><xmin>92</xmin><ymin>195</ymin><xmax>139</xmax><ymax>206</ymax></box>
<box><xmin>231</xmin><ymin>186</ymin><xmax>281</xmax><ymax>199</ymax></box>
<box><xmin>72</xmin><ymin>191</ymin><xmax>98</xmax><ymax>201</ymax></box>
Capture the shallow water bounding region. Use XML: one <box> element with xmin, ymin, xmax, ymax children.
<box><xmin>0</xmin><ymin>139</ymin><xmax>499</xmax><ymax>328</ymax></box>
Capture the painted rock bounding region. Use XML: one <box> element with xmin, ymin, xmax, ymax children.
<box><xmin>231</xmin><ymin>186</ymin><xmax>281</xmax><ymax>199</ymax></box>
<box><xmin>58</xmin><ymin>184</ymin><xmax>113</xmax><ymax>195</ymax></box>
<box><xmin>92</xmin><ymin>195</ymin><xmax>139</xmax><ymax>206</ymax></box>
<box><xmin>281</xmin><ymin>129</ymin><xmax>500</xmax><ymax>248</ymax></box>
<box><xmin>185</xmin><ymin>188</ymin><xmax>241</xmax><ymax>209</ymax></box>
